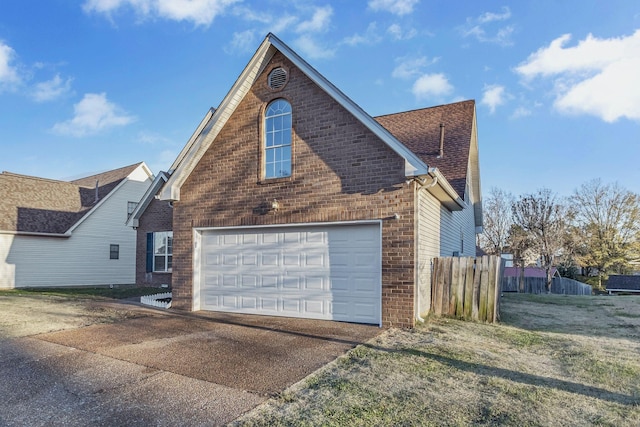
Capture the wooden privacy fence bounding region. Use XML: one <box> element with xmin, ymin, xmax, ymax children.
<box><xmin>502</xmin><ymin>276</ymin><xmax>592</xmax><ymax>295</ymax></box>
<box><xmin>432</xmin><ymin>256</ymin><xmax>503</xmax><ymax>323</ymax></box>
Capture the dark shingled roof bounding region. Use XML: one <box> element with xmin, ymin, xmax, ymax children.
<box><xmin>375</xmin><ymin>100</ymin><xmax>475</xmax><ymax>197</ymax></box>
<box><xmin>606</xmin><ymin>275</ymin><xmax>640</xmax><ymax>291</ymax></box>
<box><xmin>0</xmin><ymin>163</ymin><xmax>142</xmax><ymax>235</ymax></box>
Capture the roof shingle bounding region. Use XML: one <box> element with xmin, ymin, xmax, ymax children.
<box><xmin>0</xmin><ymin>163</ymin><xmax>142</xmax><ymax>234</ymax></box>
<box><xmin>375</xmin><ymin>100</ymin><xmax>475</xmax><ymax>197</ymax></box>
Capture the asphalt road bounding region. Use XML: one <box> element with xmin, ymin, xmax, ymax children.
<box><xmin>0</xmin><ymin>296</ymin><xmax>380</xmax><ymax>426</ymax></box>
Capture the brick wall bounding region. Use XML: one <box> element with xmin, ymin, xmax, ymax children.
<box><xmin>135</xmin><ymin>198</ymin><xmax>173</xmax><ymax>287</ymax></box>
<box><xmin>173</xmin><ymin>51</ymin><xmax>417</xmax><ymax>327</ymax></box>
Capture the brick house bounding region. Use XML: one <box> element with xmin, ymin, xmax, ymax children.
<box><xmin>126</xmin><ymin>172</ymin><xmax>173</xmax><ymax>287</ymax></box>
<box><xmin>159</xmin><ymin>34</ymin><xmax>482</xmax><ymax>328</ymax></box>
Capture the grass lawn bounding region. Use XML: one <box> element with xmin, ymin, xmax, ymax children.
<box><xmin>233</xmin><ymin>294</ymin><xmax>640</xmax><ymax>426</ymax></box>
<box><xmin>0</xmin><ymin>286</ymin><xmax>163</xmax><ymax>300</ymax></box>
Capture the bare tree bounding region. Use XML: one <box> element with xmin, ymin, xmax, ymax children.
<box><xmin>571</xmin><ymin>179</ymin><xmax>640</xmax><ymax>288</ymax></box>
<box><xmin>478</xmin><ymin>187</ymin><xmax>514</xmax><ymax>255</ymax></box>
<box><xmin>512</xmin><ymin>188</ymin><xmax>569</xmax><ymax>292</ymax></box>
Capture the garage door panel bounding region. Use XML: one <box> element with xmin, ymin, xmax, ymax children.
<box><xmin>241</xmin><ymin>275</ymin><xmax>258</xmax><ymax>288</ymax></box>
<box><xmin>261</xmin><ymin>276</ymin><xmax>278</xmax><ymax>288</ymax></box>
<box><xmin>241</xmin><ymin>296</ymin><xmax>257</xmax><ymax>309</ymax></box>
<box><xmin>283</xmin><ymin>275</ymin><xmax>301</xmax><ymax>289</ymax></box>
<box><xmin>205</xmin><ymin>254</ymin><xmax>220</xmax><ymax>266</ymax></box>
<box><xmin>261</xmin><ymin>253</ymin><xmax>278</xmax><ymax>265</ymax></box>
<box><xmin>199</xmin><ymin>223</ymin><xmax>381</xmax><ymax>324</ymax></box>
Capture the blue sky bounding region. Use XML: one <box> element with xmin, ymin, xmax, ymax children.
<box><xmin>1</xmin><ymin>0</ymin><xmax>638</xmax><ymax>197</ymax></box>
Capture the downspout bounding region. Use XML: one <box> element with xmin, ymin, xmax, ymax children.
<box><xmin>413</xmin><ymin>169</ymin><xmax>439</xmax><ymax>323</ymax></box>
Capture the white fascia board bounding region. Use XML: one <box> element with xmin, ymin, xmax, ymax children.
<box><xmin>267</xmin><ymin>34</ymin><xmax>429</xmax><ymax>177</ymax></box>
<box><xmin>168</xmin><ymin>108</ymin><xmax>215</xmax><ymax>175</ymax></box>
<box><xmin>0</xmin><ymin>230</ymin><xmax>70</xmax><ymax>237</ymax></box>
<box><xmin>469</xmin><ymin>111</ymin><xmax>483</xmax><ymax>228</ymax></box>
<box><xmin>425</xmin><ymin>168</ymin><xmax>465</xmax><ymax>211</ymax></box>
<box><xmin>160</xmin><ymin>39</ymin><xmax>277</xmax><ymax>201</ymax></box>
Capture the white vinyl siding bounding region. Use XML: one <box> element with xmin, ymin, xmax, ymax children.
<box><xmin>0</xmin><ymin>171</ymin><xmax>152</xmax><ymax>288</ymax></box>
<box><xmin>416</xmin><ymin>184</ymin><xmax>478</xmax><ymax>317</ymax></box>
<box><xmin>439</xmin><ymin>187</ymin><xmax>476</xmax><ymax>258</ymax></box>
<box><xmin>416</xmin><ymin>189</ymin><xmax>440</xmax><ymax>316</ymax></box>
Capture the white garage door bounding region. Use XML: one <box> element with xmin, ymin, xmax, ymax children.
<box><xmin>198</xmin><ymin>223</ymin><xmax>381</xmax><ymax>324</ymax></box>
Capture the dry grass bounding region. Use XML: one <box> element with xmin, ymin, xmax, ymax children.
<box><xmin>232</xmin><ymin>294</ymin><xmax>640</xmax><ymax>426</ymax></box>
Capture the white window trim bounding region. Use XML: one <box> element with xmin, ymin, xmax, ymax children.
<box><xmin>153</xmin><ymin>231</ymin><xmax>173</xmax><ymax>273</ymax></box>
<box><xmin>264</xmin><ymin>99</ymin><xmax>292</xmax><ymax>179</ymax></box>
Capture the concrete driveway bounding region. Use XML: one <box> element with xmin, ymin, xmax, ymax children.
<box><xmin>0</xmin><ymin>296</ymin><xmax>380</xmax><ymax>426</ymax></box>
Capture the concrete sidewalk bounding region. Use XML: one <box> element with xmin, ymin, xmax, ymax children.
<box><xmin>0</xmin><ymin>300</ymin><xmax>380</xmax><ymax>426</ymax></box>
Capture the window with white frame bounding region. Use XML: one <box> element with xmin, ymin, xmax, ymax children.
<box><xmin>147</xmin><ymin>231</ymin><xmax>173</xmax><ymax>272</ymax></box>
<box><xmin>264</xmin><ymin>99</ymin><xmax>292</xmax><ymax>179</ymax></box>
<box><xmin>127</xmin><ymin>201</ymin><xmax>138</xmax><ymax>219</ymax></box>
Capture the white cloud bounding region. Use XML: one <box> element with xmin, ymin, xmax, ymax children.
<box><xmin>368</xmin><ymin>0</ymin><xmax>419</xmax><ymax>16</ymax></box>
<box><xmin>477</xmin><ymin>7</ymin><xmax>511</xmax><ymax>24</ymax></box>
<box><xmin>83</xmin><ymin>0</ymin><xmax>240</xmax><ymax>26</ymax></box>
<box><xmin>52</xmin><ymin>93</ymin><xmax>136</xmax><ymax>137</ymax></box>
<box><xmin>294</xmin><ymin>35</ymin><xmax>335</xmax><ymax>59</ymax></box>
<box><xmin>0</xmin><ymin>41</ymin><xmax>21</xmax><ymax>91</ymax></box>
<box><xmin>481</xmin><ymin>84</ymin><xmax>506</xmax><ymax>113</ymax></box>
<box><xmin>31</xmin><ymin>74</ymin><xmax>73</xmax><ymax>102</ymax></box>
<box><xmin>387</xmin><ymin>23</ymin><xmax>417</xmax><ymax>41</ymax></box>
<box><xmin>511</xmin><ymin>106</ymin><xmax>532</xmax><ymax>119</ymax></box>
<box><xmin>295</xmin><ymin>5</ymin><xmax>332</xmax><ymax>33</ymax></box>
<box><xmin>342</xmin><ymin>22</ymin><xmax>382</xmax><ymax>47</ymax></box>
<box><xmin>392</xmin><ymin>56</ymin><xmax>437</xmax><ymax>79</ymax></box>
<box><xmin>225</xmin><ymin>30</ymin><xmax>257</xmax><ymax>54</ymax></box>
<box><xmin>515</xmin><ymin>30</ymin><xmax>640</xmax><ymax>122</ymax></box>
<box><xmin>461</xmin><ymin>7</ymin><xmax>514</xmax><ymax>46</ymax></box>
<box><xmin>411</xmin><ymin>73</ymin><xmax>453</xmax><ymax>100</ymax></box>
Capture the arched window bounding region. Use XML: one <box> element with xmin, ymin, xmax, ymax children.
<box><xmin>264</xmin><ymin>99</ymin><xmax>292</xmax><ymax>179</ymax></box>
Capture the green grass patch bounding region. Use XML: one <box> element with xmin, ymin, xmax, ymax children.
<box><xmin>0</xmin><ymin>286</ymin><xmax>164</xmax><ymax>300</ymax></box>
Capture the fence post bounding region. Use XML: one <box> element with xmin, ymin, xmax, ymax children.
<box><xmin>433</xmin><ymin>258</ymin><xmax>442</xmax><ymax>317</ymax></box>
<box><xmin>463</xmin><ymin>258</ymin><xmax>474</xmax><ymax>320</ymax></box>
<box><xmin>450</xmin><ymin>257</ymin><xmax>460</xmax><ymax>316</ymax></box>
<box><xmin>487</xmin><ymin>256</ymin><xmax>497</xmax><ymax>322</ymax></box>
<box><xmin>456</xmin><ymin>258</ymin><xmax>467</xmax><ymax>317</ymax></box>
<box><xmin>441</xmin><ymin>258</ymin><xmax>451</xmax><ymax>316</ymax></box>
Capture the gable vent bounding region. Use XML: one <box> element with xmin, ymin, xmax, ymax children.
<box><xmin>268</xmin><ymin>67</ymin><xmax>288</xmax><ymax>90</ymax></box>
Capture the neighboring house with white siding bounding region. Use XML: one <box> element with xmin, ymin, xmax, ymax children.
<box><xmin>160</xmin><ymin>34</ymin><xmax>482</xmax><ymax>328</ymax></box>
<box><xmin>0</xmin><ymin>162</ymin><xmax>153</xmax><ymax>288</ymax></box>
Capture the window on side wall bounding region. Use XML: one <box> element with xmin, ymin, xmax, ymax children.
<box><xmin>110</xmin><ymin>244</ymin><xmax>119</xmax><ymax>260</ymax></box>
<box><xmin>127</xmin><ymin>201</ymin><xmax>138</xmax><ymax>219</ymax></box>
<box><xmin>264</xmin><ymin>99</ymin><xmax>292</xmax><ymax>179</ymax></box>
<box><xmin>147</xmin><ymin>231</ymin><xmax>173</xmax><ymax>273</ymax></box>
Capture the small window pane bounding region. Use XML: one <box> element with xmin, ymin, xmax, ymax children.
<box><xmin>110</xmin><ymin>244</ymin><xmax>119</xmax><ymax>260</ymax></box>
<box><xmin>282</xmin><ymin>146</ymin><xmax>291</xmax><ymax>162</ymax></box>
<box><xmin>266</xmin><ymin>163</ymin><xmax>275</xmax><ymax>179</ymax></box>
<box><xmin>154</xmin><ymin>256</ymin><xmax>165</xmax><ymax>271</ymax></box>
<box><xmin>167</xmin><ymin>256</ymin><xmax>173</xmax><ymax>270</ymax></box>
<box><xmin>280</xmin><ymin>160</ymin><xmax>291</xmax><ymax>177</ymax></box>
